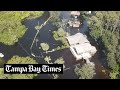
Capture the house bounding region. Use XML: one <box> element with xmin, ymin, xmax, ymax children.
<box><xmin>71</xmin><ymin>11</ymin><xmax>80</xmax><ymax>16</ymax></box>
<box><xmin>66</xmin><ymin>33</ymin><xmax>97</xmax><ymax>61</ymax></box>
<box><xmin>67</xmin><ymin>11</ymin><xmax>81</xmax><ymax>28</ymax></box>
<box><xmin>66</xmin><ymin>33</ymin><xmax>89</xmax><ymax>46</ymax></box>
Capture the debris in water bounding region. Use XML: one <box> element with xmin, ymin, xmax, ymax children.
<box><xmin>102</xmin><ymin>70</ymin><xmax>106</xmax><ymax>73</ymax></box>
<box><xmin>0</xmin><ymin>53</ymin><xmax>4</xmax><ymax>58</ymax></box>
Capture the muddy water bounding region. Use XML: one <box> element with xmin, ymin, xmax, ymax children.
<box><xmin>0</xmin><ymin>11</ymin><xmax>110</xmax><ymax>79</ymax></box>
<box><xmin>86</xmin><ymin>34</ymin><xmax>110</xmax><ymax>79</ymax></box>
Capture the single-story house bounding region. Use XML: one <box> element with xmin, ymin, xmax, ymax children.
<box><xmin>66</xmin><ymin>33</ymin><xmax>89</xmax><ymax>46</ymax></box>
<box><xmin>66</xmin><ymin>33</ymin><xmax>97</xmax><ymax>61</ymax></box>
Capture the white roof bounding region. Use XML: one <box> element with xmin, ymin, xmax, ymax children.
<box><xmin>70</xmin><ymin>47</ymin><xmax>82</xmax><ymax>60</ymax></box>
<box><xmin>74</xmin><ymin>45</ymin><xmax>84</xmax><ymax>54</ymax></box>
<box><xmin>66</xmin><ymin>33</ymin><xmax>89</xmax><ymax>45</ymax></box>
<box><xmin>73</xmin><ymin>43</ymin><xmax>92</xmax><ymax>54</ymax></box>
<box><xmin>70</xmin><ymin>46</ymin><xmax>93</xmax><ymax>60</ymax></box>
<box><xmin>80</xmin><ymin>43</ymin><xmax>92</xmax><ymax>52</ymax></box>
<box><xmin>0</xmin><ymin>53</ymin><xmax>4</xmax><ymax>58</ymax></box>
<box><xmin>67</xmin><ymin>33</ymin><xmax>97</xmax><ymax>60</ymax></box>
<box><xmin>81</xmin><ymin>53</ymin><xmax>91</xmax><ymax>59</ymax></box>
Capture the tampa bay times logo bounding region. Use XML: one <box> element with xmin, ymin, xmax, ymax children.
<box><xmin>4</xmin><ymin>64</ymin><xmax>63</xmax><ymax>74</ymax></box>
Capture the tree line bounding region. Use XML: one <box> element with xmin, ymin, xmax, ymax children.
<box><xmin>87</xmin><ymin>11</ymin><xmax>120</xmax><ymax>79</ymax></box>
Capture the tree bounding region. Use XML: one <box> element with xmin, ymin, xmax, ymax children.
<box><xmin>11</xmin><ymin>74</ymin><xmax>36</xmax><ymax>79</ymax></box>
<box><xmin>109</xmin><ymin>64</ymin><xmax>119</xmax><ymax>79</ymax></box>
<box><xmin>7</xmin><ymin>56</ymin><xmax>38</xmax><ymax>64</ymax></box>
<box><xmin>5</xmin><ymin>56</ymin><xmax>38</xmax><ymax>79</ymax></box>
<box><xmin>44</xmin><ymin>56</ymin><xmax>51</xmax><ymax>64</ymax></box>
<box><xmin>54</xmin><ymin>57</ymin><xmax>65</xmax><ymax>69</ymax></box>
<box><xmin>52</xmin><ymin>27</ymin><xmax>69</xmax><ymax>49</ymax></box>
<box><xmin>52</xmin><ymin>27</ymin><xmax>66</xmax><ymax>40</ymax></box>
<box><xmin>0</xmin><ymin>11</ymin><xmax>44</xmax><ymax>45</ymax></box>
<box><xmin>80</xmin><ymin>11</ymin><xmax>92</xmax><ymax>19</ymax></box>
<box><xmin>107</xmin><ymin>52</ymin><xmax>117</xmax><ymax>70</ymax></box>
<box><xmin>57</xmin><ymin>28</ymin><xmax>66</xmax><ymax>37</ymax></box>
<box><xmin>40</xmin><ymin>43</ymin><xmax>49</xmax><ymax>52</ymax></box>
<box><xmin>52</xmin><ymin>31</ymin><xmax>59</xmax><ymax>40</ymax></box>
<box><xmin>0</xmin><ymin>68</ymin><xmax>12</xmax><ymax>79</ymax></box>
<box><xmin>116</xmin><ymin>45</ymin><xmax>120</xmax><ymax>64</ymax></box>
<box><xmin>49</xmin><ymin>11</ymin><xmax>61</xmax><ymax>26</ymax></box>
<box><xmin>87</xmin><ymin>11</ymin><xmax>120</xmax><ymax>78</ymax></box>
<box><xmin>0</xmin><ymin>58</ymin><xmax>5</xmax><ymax>68</ymax></box>
<box><xmin>74</xmin><ymin>64</ymin><xmax>96</xmax><ymax>79</ymax></box>
<box><xmin>0</xmin><ymin>68</ymin><xmax>37</xmax><ymax>79</ymax></box>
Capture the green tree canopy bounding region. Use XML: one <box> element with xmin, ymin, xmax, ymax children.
<box><xmin>0</xmin><ymin>56</ymin><xmax>38</xmax><ymax>79</ymax></box>
<box><xmin>0</xmin><ymin>68</ymin><xmax>12</xmax><ymax>79</ymax></box>
<box><xmin>40</xmin><ymin>43</ymin><xmax>49</xmax><ymax>51</ymax></box>
<box><xmin>49</xmin><ymin>11</ymin><xmax>60</xmax><ymax>23</ymax></box>
<box><xmin>7</xmin><ymin>55</ymin><xmax>38</xmax><ymax>64</ymax></box>
<box><xmin>87</xmin><ymin>11</ymin><xmax>120</xmax><ymax>78</ymax></box>
<box><xmin>49</xmin><ymin>11</ymin><xmax>61</xmax><ymax>27</ymax></box>
<box><xmin>74</xmin><ymin>64</ymin><xmax>95</xmax><ymax>79</ymax></box>
<box><xmin>109</xmin><ymin>64</ymin><xmax>119</xmax><ymax>79</ymax></box>
<box><xmin>0</xmin><ymin>58</ymin><xmax>5</xmax><ymax>68</ymax></box>
<box><xmin>54</xmin><ymin>57</ymin><xmax>65</xmax><ymax>69</ymax></box>
<box><xmin>52</xmin><ymin>27</ymin><xmax>69</xmax><ymax>49</ymax></box>
<box><xmin>44</xmin><ymin>56</ymin><xmax>51</xmax><ymax>63</ymax></box>
<box><xmin>57</xmin><ymin>28</ymin><xmax>66</xmax><ymax>37</ymax></box>
<box><xmin>0</xmin><ymin>11</ymin><xmax>44</xmax><ymax>45</ymax></box>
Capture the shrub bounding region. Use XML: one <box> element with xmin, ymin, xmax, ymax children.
<box><xmin>40</xmin><ymin>43</ymin><xmax>49</xmax><ymax>51</ymax></box>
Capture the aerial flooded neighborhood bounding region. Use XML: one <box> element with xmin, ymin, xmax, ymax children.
<box><xmin>0</xmin><ymin>11</ymin><xmax>120</xmax><ymax>79</ymax></box>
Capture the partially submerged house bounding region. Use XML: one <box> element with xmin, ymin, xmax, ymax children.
<box><xmin>67</xmin><ymin>11</ymin><xmax>81</xmax><ymax>28</ymax></box>
<box><xmin>66</xmin><ymin>33</ymin><xmax>97</xmax><ymax>64</ymax></box>
<box><xmin>71</xmin><ymin>11</ymin><xmax>80</xmax><ymax>17</ymax></box>
<box><xmin>68</xmin><ymin>18</ymin><xmax>81</xmax><ymax>28</ymax></box>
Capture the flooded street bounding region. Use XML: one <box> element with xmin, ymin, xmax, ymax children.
<box><xmin>0</xmin><ymin>11</ymin><xmax>110</xmax><ymax>79</ymax></box>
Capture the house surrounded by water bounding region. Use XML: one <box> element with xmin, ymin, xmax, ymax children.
<box><xmin>71</xmin><ymin>11</ymin><xmax>80</xmax><ymax>17</ymax></box>
<box><xmin>66</xmin><ymin>33</ymin><xmax>97</xmax><ymax>63</ymax></box>
<box><xmin>68</xmin><ymin>11</ymin><xmax>81</xmax><ymax>28</ymax></box>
